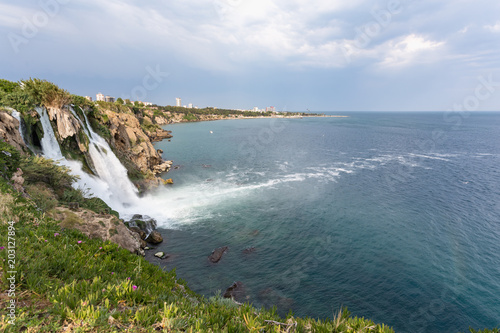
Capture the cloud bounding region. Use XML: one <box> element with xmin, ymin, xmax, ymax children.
<box><xmin>484</xmin><ymin>21</ymin><xmax>500</xmax><ymax>33</ymax></box>
<box><xmin>377</xmin><ymin>34</ymin><xmax>445</xmax><ymax>68</ymax></box>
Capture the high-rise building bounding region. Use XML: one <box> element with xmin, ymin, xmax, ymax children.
<box><xmin>96</xmin><ymin>93</ymin><xmax>105</xmax><ymax>101</ymax></box>
<box><xmin>176</xmin><ymin>98</ymin><xmax>181</xmax><ymax>107</ymax></box>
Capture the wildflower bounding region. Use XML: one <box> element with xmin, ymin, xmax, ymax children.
<box><xmin>102</xmin><ymin>289</ymin><xmax>106</xmax><ymax>292</ymax></box>
<box><xmin>0</xmin><ymin>246</ymin><xmax>4</xmax><ymax>250</ymax></box>
<box><xmin>111</xmin><ymin>272</ymin><xmax>114</xmax><ymax>275</ymax></box>
<box><xmin>132</xmin><ymin>285</ymin><xmax>137</xmax><ymax>291</ymax></box>
<box><xmin>54</xmin><ymin>233</ymin><xmax>60</xmax><ymax>237</ymax></box>
<box><xmin>44</xmin><ymin>240</ymin><xmax>48</xmax><ymax>242</ymax></box>
<box><xmin>77</xmin><ymin>241</ymin><xmax>82</xmax><ymax>244</ymax></box>
<box><xmin>99</xmin><ymin>247</ymin><xmax>103</xmax><ymax>249</ymax></box>
<box><xmin>127</xmin><ymin>277</ymin><xmax>131</xmax><ymax>280</ymax></box>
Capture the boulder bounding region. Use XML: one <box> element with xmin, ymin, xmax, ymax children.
<box><xmin>50</xmin><ymin>207</ymin><xmax>144</xmax><ymax>255</ymax></box>
<box><xmin>146</xmin><ymin>230</ymin><xmax>163</xmax><ymax>244</ymax></box>
<box><xmin>208</xmin><ymin>246</ymin><xmax>228</xmax><ymax>263</ymax></box>
<box><xmin>164</xmin><ymin>178</ymin><xmax>174</xmax><ymax>185</ymax></box>
<box><xmin>154</xmin><ymin>252</ymin><xmax>165</xmax><ymax>258</ymax></box>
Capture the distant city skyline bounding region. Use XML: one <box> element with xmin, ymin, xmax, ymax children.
<box><xmin>1</xmin><ymin>1</ymin><xmax>500</xmax><ymax>111</ymax></box>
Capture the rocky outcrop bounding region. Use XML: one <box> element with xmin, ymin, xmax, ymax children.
<box><xmin>104</xmin><ymin>110</ymin><xmax>169</xmax><ymax>176</ymax></box>
<box><xmin>51</xmin><ymin>207</ymin><xmax>145</xmax><ymax>255</ymax></box>
<box><xmin>208</xmin><ymin>246</ymin><xmax>228</xmax><ymax>263</ymax></box>
<box><xmin>0</xmin><ymin>111</ymin><xmax>26</xmax><ymax>152</ymax></box>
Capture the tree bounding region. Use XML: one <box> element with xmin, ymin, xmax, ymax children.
<box><xmin>116</xmin><ymin>97</ymin><xmax>124</xmax><ymax>105</ymax></box>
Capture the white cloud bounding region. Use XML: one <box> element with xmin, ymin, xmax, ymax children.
<box><xmin>484</xmin><ymin>21</ymin><xmax>500</xmax><ymax>33</ymax></box>
<box><xmin>376</xmin><ymin>34</ymin><xmax>445</xmax><ymax>68</ymax></box>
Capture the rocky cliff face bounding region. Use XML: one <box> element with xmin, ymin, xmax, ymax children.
<box><xmin>0</xmin><ymin>110</ymin><xmax>26</xmax><ymax>152</ymax></box>
<box><xmin>46</xmin><ymin>106</ymin><xmax>88</xmax><ymax>152</ymax></box>
<box><xmin>104</xmin><ymin>109</ymin><xmax>172</xmax><ymax>178</ymax></box>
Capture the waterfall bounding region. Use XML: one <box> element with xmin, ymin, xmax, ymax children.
<box><xmin>35</xmin><ymin>107</ymin><xmax>144</xmax><ymax>217</ymax></box>
<box><xmin>34</xmin><ymin>106</ymin><xmax>193</xmax><ymax>225</ymax></box>
<box><xmin>10</xmin><ymin>109</ymin><xmax>25</xmax><ymax>145</ymax></box>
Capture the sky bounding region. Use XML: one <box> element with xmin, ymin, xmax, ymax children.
<box><xmin>1</xmin><ymin>0</ymin><xmax>500</xmax><ymax>111</ymax></box>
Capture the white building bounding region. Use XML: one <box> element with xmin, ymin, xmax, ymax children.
<box><xmin>188</xmin><ymin>103</ymin><xmax>193</xmax><ymax>108</ymax></box>
<box><xmin>176</xmin><ymin>98</ymin><xmax>181</xmax><ymax>107</ymax></box>
<box><xmin>96</xmin><ymin>93</ymin><xmax>105</xmax><ymax>101</ymax></box>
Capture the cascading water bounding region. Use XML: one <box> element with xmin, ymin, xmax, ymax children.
<box><xmin>10</xmin><ymin>110</ymin><xmax>25</xmax><ymax>144</ymax></box>
<box><xmin>35</xmin><ymin>107</ymin><xmax>143</xmax><ymax>217</ymax></box>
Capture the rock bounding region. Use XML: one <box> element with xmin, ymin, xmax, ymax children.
<box><xmin>0</xmin><ymin>111</ymin><xmax>26</xmax><ymax>152</ymax></box>
<box><xmin>50</xmin><ymin>207</ymin><xmax>144</xmax><ymax>255</ymax></box>
<box><xmin>144</xmin><ymin>247</ymin><xmax>151</xmax><ymax>250</ymax></box>
<box><xmin>154</xmin><ymin>252</ymin><xmax>165</xmax><ymax>258</ymax></box>
<box><xmin>129</xmin><ymin>226</ymin><xmax>147</xmax><ymax>240</ymax></box>
<box><xmin>202</xmin><ymin>164</ymin><xmax>211</xmax><ymax>168</ymax></box>
<box><xmin>208</xmin><ymin>246</ymin><xmax>228</xmax><ymax>263</ymax></box>
<box><xmin>164</xmin><ymin>178</ymin><xmax>174</xmax><ymax>185</ymax></box>
<box><xmin>10</xmin><ymin>168</ymin><xmax>26</xmax><ymax>196</ymax></box>
<box><xmin>242</xmin><ymin>247</ymin><xmax>256</xmax><ymax>254</ymax></box>
<box><xmin>68</xmin><ymin>202</ymin><xmax>79</xmax><ymax>211</ymax></box>
<box><xmin>223</xmin><ymin>281</ymin><xmax>246</xmax><ymax>302</ymax></box>
<box><xmin>146</xmin><ymin>230</ymin><xmax>163</xmax><ymax>244</ymax></box>
<box><xmin>157</xmin><ymin>149</ymin><xmax>163</xmax><ymax>154</ymax></box>
<box><xmin>153</xmin><ymin>160</ymin><xmax>172</xmax><ymax>175</ymax></box>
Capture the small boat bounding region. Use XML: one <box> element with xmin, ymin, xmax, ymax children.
<box><xmin>210</xmin><ymin>131</ymin><xmax>213</xmax><ymax>134</ymax></box>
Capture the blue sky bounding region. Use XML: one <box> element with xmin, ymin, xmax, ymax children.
<box><xmin>1</xmin><ymin>0</ymin><xmax>500</xmax><ymax>111</ymax></box>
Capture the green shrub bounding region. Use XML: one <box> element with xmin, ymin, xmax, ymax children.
<box><xmin>0</xmin><ymin>140</ymin><xmax>21</xmax><ymax>180</ymax></box>
<box><xmin>20</xmin><ymin>155</ymin><xmax>78</xmax><ymax>194</ymax></box>
<box><xmin>25</xmin><ymin>183</ymin><xmax>58</xmax><ymax>212</ymax></box>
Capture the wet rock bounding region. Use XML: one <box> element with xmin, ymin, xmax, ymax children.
<box><xmin>164</xmin><ymin>178</ymin><xmax>174</xmax><ymax>185</ymax></box>
<box><xmin>154</xmin><ymin>251</ymin><xmax>165</xmax><ymax>258</ymax></box>
<box><xmin>146</xmin><ymin>230</ymin><xmax>163</xmax><ymax>244</ymax></box>
<box><xmin>223</xmin><ymin>281</ymin><xmax>246</xmax><ymax>302</ymax></box>
<box><xmin>129</xmin><ymin>226</ymin><xmax>147</xmax><ymax>240</ymax></box>
<box><xmin>208</xmin><ymin>246</ymin><xmax>228</xmax><ymax>263</ymax></box>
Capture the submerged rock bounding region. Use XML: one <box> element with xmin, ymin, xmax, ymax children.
<box><xmin>242</xmin><ymin>247</ymin><xmax>256</xmax><ymax>254</ymax></box>
<box><xmin>258</xmin><ymin>288</ymin><xmax>294</xmax><ymax>311</ymax></box>
<box><xmin>208</xmin><ymin>246</ymin><xmax>228</xmax><ymax>263</ymax></box>
<box><xmin>223</xmin><ymin>281</ymin><xmax>246</xmax><ymax>302</ymax></box>
<box><xmin>146</xmin><ymin>230</ymin><xmax>163</xmax><ymax>244</ymax></box>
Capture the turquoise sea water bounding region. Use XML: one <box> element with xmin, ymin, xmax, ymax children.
<box><xmin>151</xmin><ymin>112</ymin><xmax>500</xmax><ymax>332</ymax></box>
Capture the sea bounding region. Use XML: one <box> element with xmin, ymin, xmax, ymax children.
<box><xmin>150</xmin><ymin>112</ymin><xmax>500</xmax><ymax>333</ymax></box>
